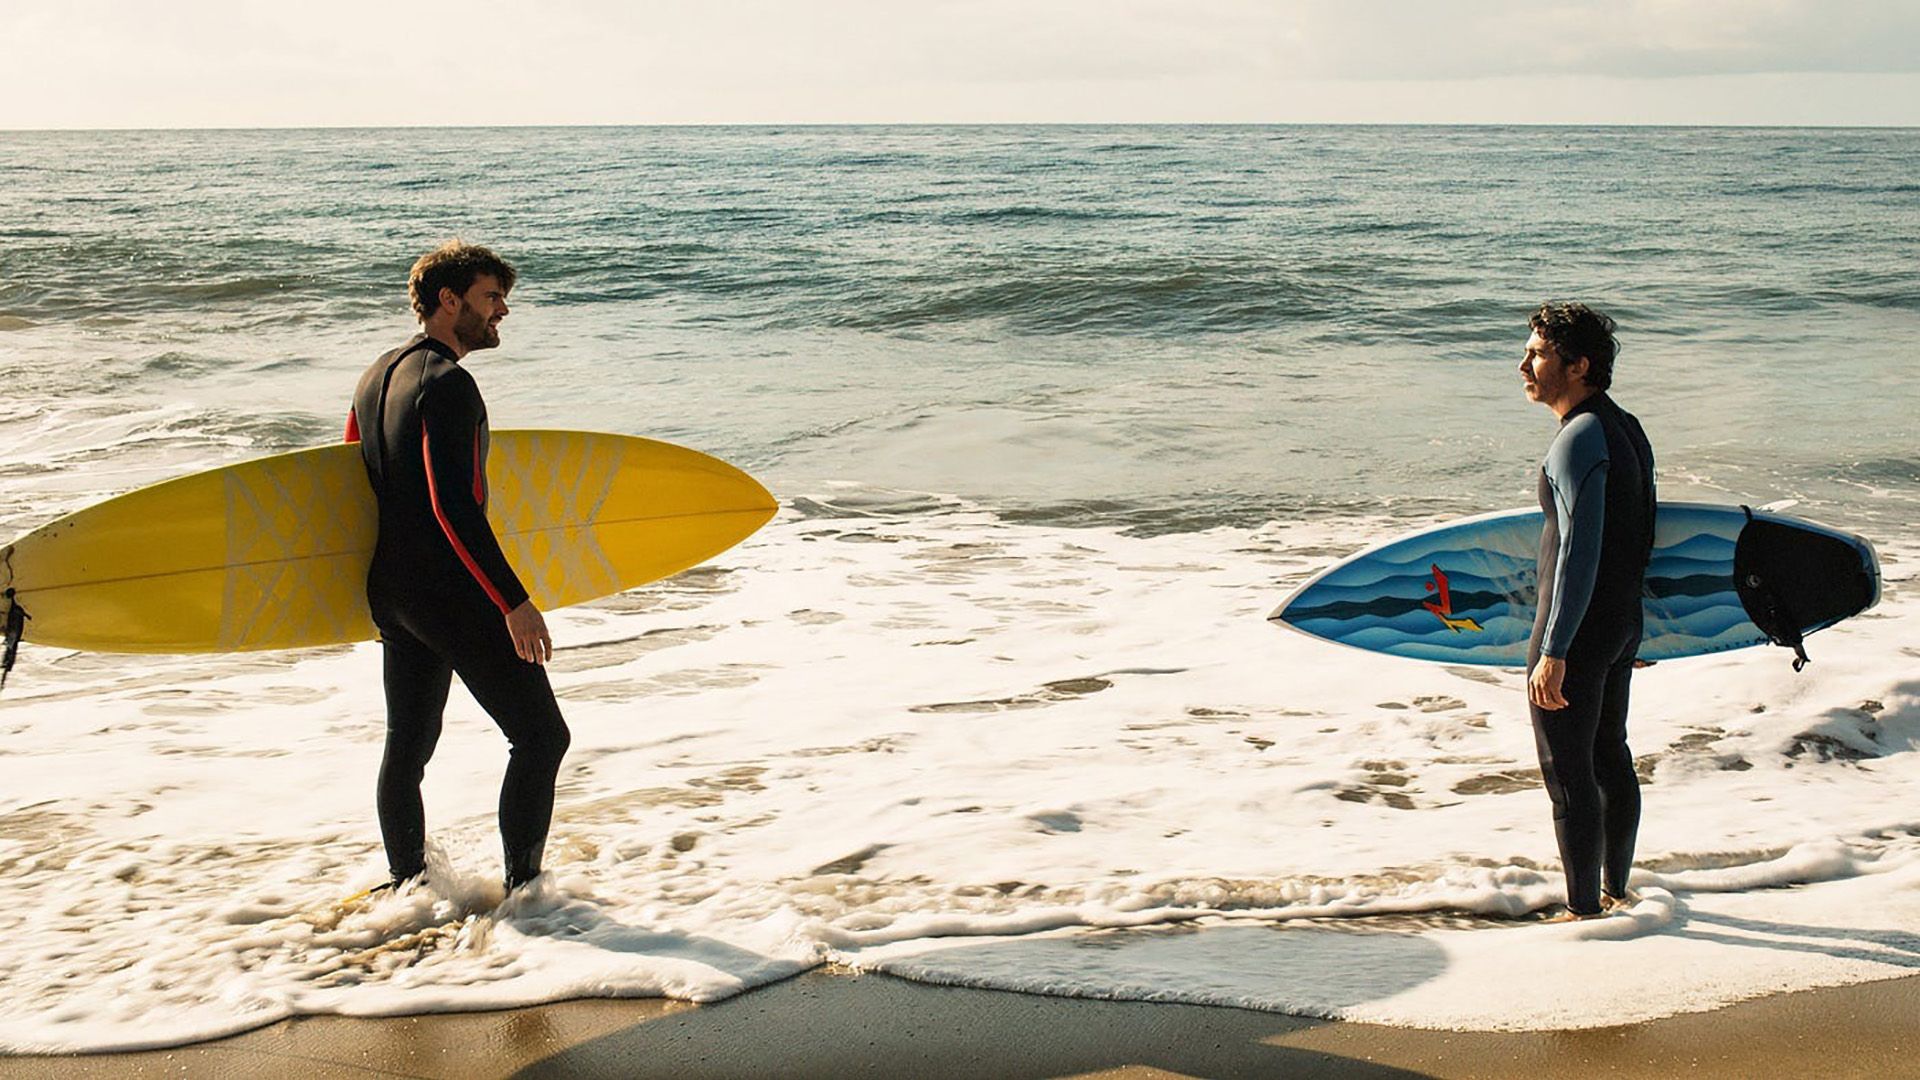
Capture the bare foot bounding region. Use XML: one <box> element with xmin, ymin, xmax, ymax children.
<box><xmin>1602</xmin><ymin>890</ymin><xmax>1642</xmax><ymax>913</ymax></box>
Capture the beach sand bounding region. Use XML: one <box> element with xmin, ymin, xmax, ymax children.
<box><xmin>4</xmin><ymin>969</ymin><xmax>1916</xmax><ymax>1079</ymax></box>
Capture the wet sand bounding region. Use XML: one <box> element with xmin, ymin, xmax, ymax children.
<box><xmin>4</xmin><ymin>969</ymin><xmax>1917</xmax><ymax>1079</ymax></box>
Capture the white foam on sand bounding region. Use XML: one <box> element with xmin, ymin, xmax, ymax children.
<box><xmin>848</xmin><ymin>852</ymin><xmax>1920</xmax><ymax>1030</ymax></box>
<box><xmin>1</xmin><ymin>503</ymin><xmax>1915</xmax><ymax>1050</ymax></box>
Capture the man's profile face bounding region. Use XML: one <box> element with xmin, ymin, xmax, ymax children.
<box><xmin>1519</xmin><ymin>329</ymin><xmax>1583</xmax><ymax>408</ymax></box>
<box><xmin>447</xmin><ymin>273</ymin><xmax>510</xmax><ymax>352</ymax></box>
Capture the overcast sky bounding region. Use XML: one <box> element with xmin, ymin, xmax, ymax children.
<box><xmin>3</xmin><ymin>0</ymin><xmax>1916</xmax><ymax>128</ymax></box>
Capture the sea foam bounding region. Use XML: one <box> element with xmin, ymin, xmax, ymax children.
<box><xmin>1</xmin><ymin>506</ymin><xmax>1914</xmax><ymax>1049</ymax></box>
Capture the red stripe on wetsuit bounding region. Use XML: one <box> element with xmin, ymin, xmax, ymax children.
<box><xmin>346</xmin><ymin>340</ymin><xmax>527</xmax><ymax>616</ymax></box>
<box><xmin>423</xmin><ymin>427</ymin><xmax>515</xmax><ymax>615</ymax></box>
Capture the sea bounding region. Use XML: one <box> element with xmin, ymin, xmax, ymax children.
<box><xmin>1</xmin><ymin>125</ymin><xmax>1917</xmax><ymax>1052</ymax></box>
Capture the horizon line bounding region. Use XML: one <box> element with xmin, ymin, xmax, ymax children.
<box><xmin>6</xmin><ymin>120</ymin><xmax>1918</xmax><ymax>134</ymax></box>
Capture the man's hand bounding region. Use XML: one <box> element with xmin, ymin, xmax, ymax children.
<box><xmin>505</xmin><ymin>600</ymin><xmax>552</xmax><ymax>665</ymax></box>
<box><xmin>1529</xmin><ymin>656</ymin><xmax>1570</xmax><ymax>711</ymax></box>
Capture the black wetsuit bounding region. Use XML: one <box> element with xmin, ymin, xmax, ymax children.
<box><xmin>347</xmin><ymin>334</ymin><xmax>568</xmax><ymax>888</ymax></box>
<box><xmin>1528</xmin><ymin>392</ymin><xmax>1655</xmax><ymax>915</ymax></box>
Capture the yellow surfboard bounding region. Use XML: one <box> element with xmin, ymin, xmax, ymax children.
<box><xmin>0</xmin><ymin>431</ymin><xmax>777</xmax><ymax>654</ymax></box>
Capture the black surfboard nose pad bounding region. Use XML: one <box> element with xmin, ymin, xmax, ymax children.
<box><xmin>1</xmin><ymin>588</ymin><xmax>29</xmax><ymax>691</ymax></box>
<box><xmin>1733</xmin><ymin>507</ymin><xmax>1876</xmax><ymax>673</ymax></box>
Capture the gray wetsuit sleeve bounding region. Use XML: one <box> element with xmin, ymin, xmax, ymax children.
<box><xmin>1541</xmin><ymin>413</ymin><xmax>1609</xmax><ymax>658</ymax></box>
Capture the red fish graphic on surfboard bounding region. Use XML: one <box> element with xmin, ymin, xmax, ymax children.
<box><xmin>1422</xmin><ymin>564</ymin><xmax>1484</xmax><ymax>633</ymax></box>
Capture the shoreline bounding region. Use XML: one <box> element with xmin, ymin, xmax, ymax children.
<box><xmin>5</xmin><ymin>969</ymin><xmax>1917</xmax><ymax>1079</ymax></box>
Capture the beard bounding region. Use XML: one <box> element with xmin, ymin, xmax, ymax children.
<box><xmin>452</xmin><ymin>304</ymin><xmax>500</xmax><ymax>352</ymax></box>
<box><xmin>1525</xmin><ymin>369</ymin><xmax>1563</xmax><ymax>403</ymax></box>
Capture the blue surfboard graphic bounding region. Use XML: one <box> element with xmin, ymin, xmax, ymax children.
<box><xmin>1270</xmin><ymin>503</ymin><xmax>1879</xmax><ymax>666</ymax></box>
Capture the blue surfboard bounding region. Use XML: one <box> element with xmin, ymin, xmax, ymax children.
<box><xmin>1270</xmin><ymin>503</ymin><xmax>1880</xmax><ymax>666</ymax></box>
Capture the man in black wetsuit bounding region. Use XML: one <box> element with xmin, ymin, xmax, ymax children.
<box><xmin>344</xmin><ymin>241</ymin><xmax>568</xmax><ymax>893</ymax></box>
<box><xmin>1519</xmin><ymin>302</ymin><xmax>1656</xmax><ymax>922</ymax></box>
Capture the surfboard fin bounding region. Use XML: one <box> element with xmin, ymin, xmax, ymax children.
<box><xmin>1</xmin><ymin>589</ymin><xmax>28</xmax><ymax>691</ymax></box>
<box><xmin>1734</xmin><ymin>507</ymin><xmax>1817</xmax><ymax>673</ymax></box>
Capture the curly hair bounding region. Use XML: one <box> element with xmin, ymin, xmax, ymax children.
<box><xmin>408</xmin><ymin>241</ymin><xmax>517</xmax><ymax>322</ymax></box>
<box><xmin>1529</xmin><ymin>302</ymin><xmax>1618</xmax><ymax>391</ymax></box>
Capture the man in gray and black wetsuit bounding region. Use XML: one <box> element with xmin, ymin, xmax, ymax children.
<box><xmin>1519</xmin><ymin>302</ymin><xmax>1656</xmax><ymax>921</ymax></box>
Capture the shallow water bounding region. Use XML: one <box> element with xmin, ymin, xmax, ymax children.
<box><xmin>1</xmin><ymin>125</ymin><xmax>1917</xmax><ymax>1049</ymax></box>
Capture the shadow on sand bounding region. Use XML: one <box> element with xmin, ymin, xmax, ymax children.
<box><xmin>1675</xmin><ymin>908</ymin><xmax>1920</xmax><ymax>969</ymax></box>
<box><xmin>517</xmin><ymin>924</ymin><xmax>1451</xmax><ymax>1079</ymax></box>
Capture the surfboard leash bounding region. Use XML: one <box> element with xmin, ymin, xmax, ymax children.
<box><xmin>1</xmin><ymin>587</ymin><xmax>27</xmax><ymax>692</ymax></box>
<box><xmin>1736</xmin><ymin>506</ymin><xmax>1811</xmax><ymax>673</ymax></box>
<box><xmin>0</xmin><ymin>543</ymin><xmax>23</xmax><ymax>690</ymax></box>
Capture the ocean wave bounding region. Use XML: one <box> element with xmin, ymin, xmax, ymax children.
<box><xmin>141</xmin><ymin>351</ymin><xmax>221</xmax><ymax>375</ymax></box>
<box><xmin>1087</xmin><ymin>141</ymin><xmax>1181</xmax><ymax>155</ymax></box>
<box><xmin>6</xmin><ymin>125</ymin><xmax>1915</xmax><ymax>350</ymax></box>
<box><xmin>1838</xmin><ymin>287</ymin><xmax>1920</xmax><ymax>312</ymax></box>
<box><xmin>194</xmin><ymin>411</ymin><xmax>335</xmax><ymax>451</ymax></box>
<box><xmin>943</xmin><ymin>204</ymin><xmax>1180</xmax><ymax>224</ymax></box>
<box><xmin>1834</xmin><ymin>457</ymin><xmax>1920</xmax><ymax>484</ymax></box>
<box><xmin>812</xmin><ymin>258</ymin><xmax>1359</xmax><ymax>335</ymax></box>
<box><xmin>994</xmin><ymin>493</ymin><xmax>1461</xmax><ymax>535</ymax></box>
<box><xmin>146</xmin><ymin>277</ymin><xmax>317</xmax><ymax>303</ymax></box>
<box><xmin>1738</xmin><ymin>181</ymin><xmax>1920</xmax><ymax>197</ymax></box>
<box><xmin>544</xmin><ymin>245</ymin><xmax>1377</xmax><ymax>335</ymax></box>
<box><xmin>816</xmin><ymin>153</ymin><xmax>915</xmax><ymax>168</ymax></box>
